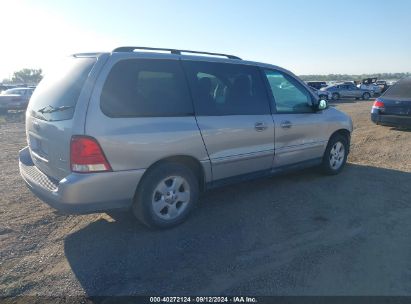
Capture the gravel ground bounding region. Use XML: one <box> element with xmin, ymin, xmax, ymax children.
<box><xmin>0</xmin><ymin>101</ymin><xmax>410</xmax><ymax>296</ymax></box>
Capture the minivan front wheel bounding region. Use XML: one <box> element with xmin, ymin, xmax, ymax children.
<box><xmin>322</xmin><ymin>134</ymin><xmax>348</xmax><ymax>175</ymax></box>
<box><xmin>133</xmin><ymin>162</ymin><xmax>199</xmax><ymax>229</ymax></box>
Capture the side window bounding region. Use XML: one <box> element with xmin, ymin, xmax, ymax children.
<box><xmin>101</xmin><ymin>59</ymin><xmax>193</xmax><ymax>117</ymax></box>
<box><xmin>264</xmin><ymin>70</ymin><xmax>314</xmax><ymax>114</ymax></box>
<box><xmin>183</xmin><ymin>61</ymin><xmax>270</xmax><ymax>116</ymax></box>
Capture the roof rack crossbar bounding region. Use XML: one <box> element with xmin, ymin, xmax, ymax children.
<box><xmin>112</xmin><ymin>46</ymin><xmax>241</xmax><ymax>60</ymax></box>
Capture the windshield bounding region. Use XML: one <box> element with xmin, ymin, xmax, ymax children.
<box><xmin>28</xmin><ymin>56</ymin><xmax>96</xmax><ymax>121</ymax></box>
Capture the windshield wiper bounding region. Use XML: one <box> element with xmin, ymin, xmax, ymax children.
<box><xmin>38</xmin><ymin>105</ymin><xmax>74</xmax><ymax>114</ymax></box>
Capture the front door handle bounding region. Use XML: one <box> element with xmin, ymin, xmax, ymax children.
<box><xmin>281</xmin><ymin>121</ymin><xmax>292</xmax><ymax>129</ymax></box>
<box><xmin>254</xmin><ymin>122</ymin><xmax>267</xmax><ymax>132</ymax></box>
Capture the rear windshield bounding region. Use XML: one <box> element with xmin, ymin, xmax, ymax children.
<box><xmin>29</xmin><ymin>56</ymin><xmax>96</xmax><ymax>121</ymax></box>
<box><xmin>383</xmin><ymin>78</ymin><xmax>411</xmax><ymax>99</ymax></box>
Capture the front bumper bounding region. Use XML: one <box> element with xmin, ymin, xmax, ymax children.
<box><xmin>318</xmin><ymin>91</ymin><xmax>332</xmax><ymax>99</ymax></box>
<box><xmin>371</xmin><ymin>113</ymin><xmax>411</xmax><ymax>128</ymax></box>
<box><xmin>19</xmin><ymin>146</ymin><xmax>145</xmax><ymax>214</ymax></box>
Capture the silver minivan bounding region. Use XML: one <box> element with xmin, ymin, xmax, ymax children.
<box><xmin>19</xmin><ymin>47</ymin><xmax>353</xmax><ymax>228</ymax></box>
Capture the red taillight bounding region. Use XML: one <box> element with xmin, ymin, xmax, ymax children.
<box><xmin>373</xmin><ymin>99</ymin><xmax>385</xmax><ymax>109</ymax></box>
<box><xmin>70</xmin><ymin>136</ymin><xmax>112</xmax><ymax>173</ymax></box>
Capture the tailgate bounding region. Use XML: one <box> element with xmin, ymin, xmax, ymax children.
<box><xmin>26</xmin><ymin>115</ymin><xmax>74</xmax><ymax>180</ymax></box>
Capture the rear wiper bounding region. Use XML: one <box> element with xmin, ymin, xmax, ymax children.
<box><xmin>38</xmin><ymin>105</ymin><xmax>74</xmax><ymax>114</ymax></box>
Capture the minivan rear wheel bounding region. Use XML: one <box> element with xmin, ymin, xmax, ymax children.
<box><xmin>322</xmin><ymin>134</ymin><xmax>348</xmax><ymax>175</ymax></box>
<box><xmin>133</xmin><ymin>162</ymin><xmax>199</xmax><ymax>229</ymax></box>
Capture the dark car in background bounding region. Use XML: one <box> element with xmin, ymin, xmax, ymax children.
<box><xmin>306</xmin><ymin>81</ymin><xmax>327</xmax><ymax>90</ymax></box>
<box><xmin>371</xmin><ymin>77</ymin><xmax>411</xmax><ymax>128</ymax></box>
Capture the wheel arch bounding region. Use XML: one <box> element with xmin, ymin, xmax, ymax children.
<box><xmin>332</xmin><ymin>92</ymin><xmax>340</xmax><ymax>99</ymax></box>
<box><xmin>137</xmin><ymin>155</ymin><xmax>207</xmax><ymax>195</ymax></box>
<box><xmin>328</xmin><ymin>129</ymin><xmax>351</xmax><ymax>153</ymax></box>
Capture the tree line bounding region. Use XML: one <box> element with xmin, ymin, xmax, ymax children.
<box><xmin>2</xmin><ymin>69</ymin><xmax>43</xmax><ymax>85</ymax></box>
<box><xmin>2</xmin><ymin>68</ymin><xmax>410</xmax><ymax>85</ymax></box>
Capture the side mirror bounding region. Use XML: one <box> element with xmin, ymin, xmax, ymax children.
<box><xmin>317</xmin><ymin>99</ymin><xmax>328</xmax><ymax>111</ymax></box>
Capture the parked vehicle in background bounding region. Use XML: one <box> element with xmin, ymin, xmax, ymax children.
<box><xmin>19</xmin><ymin>46</ymin><xmax>353</xmax><ymax>228</ymax></box>
<box><xmin>306</xmin><ymin>81</ymin><xmax>327</xmax><ymax>90</ymax></box>
<box><xmin>371</xmin><ymin>77</ymin><xmax>411</xmax><ymax>128</ymax></box>
<box><xmin>321</xmin><ymin>83</ymin><xmax>373</xmax><ymax>101</ymax></box>
<box><xmin>342</xmin><ymin>81</ymin><xmax>357</xmax><ymax>86</ymax></box>
<box><xmin>375</xmin><ymin>80</ymin><xmax>389</xmax><ymax>93</ymax></box>
<box><xmin>0</xmin><ymin>84</ymin><xmax>18</xmax><ymax>92</ymax></box>
<box><xmin>358</xmin><ymin>78</ymin><xmax>382</xmax><ymax>95</ymax></box>
<box><xmin>310</xmin><ymin>87</ymin><xmax>331</xmax><ymax>100</ymax></box>
<box><xmin>0</xmin><ymin>87</ymin><xmax>34</xmax><ymax>114</ymax></box>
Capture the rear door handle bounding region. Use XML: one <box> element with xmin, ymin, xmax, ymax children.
<box><xmin>254</xmin><ymin>122</ymin><xmax>267</xmax><ymax>132</ymax></box>
<box><xmin>280</xmin><ymin>121</ymin><xmax>292</xmax><ymax>129</ymax></box>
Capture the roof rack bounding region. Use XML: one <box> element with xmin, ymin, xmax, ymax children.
<box><xmin>112</xmin><ymin>46</ymin><xmax>241</xmax><ymax>60</ymax></box>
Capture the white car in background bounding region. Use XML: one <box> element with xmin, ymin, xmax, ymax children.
<box><xmin>358</xmin><ymin>78</ymin><xmax>382</xmax><ymax>95</ymax></box>
<box><xmin>310</xmin><ymin>87</ymin><xmax>332</xmax><ymax>100</ymax></box>
<box><xmin>0</xmin><ymin>88</ymin><xmax>34</xmax><ymax>114</ymax></box>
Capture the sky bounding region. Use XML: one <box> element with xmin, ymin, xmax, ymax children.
<box><xmin>1</xmin><ymin>0</ymin><xmax>410</xmax><ymax>80</ymax></box>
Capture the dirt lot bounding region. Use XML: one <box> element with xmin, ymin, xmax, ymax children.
<box><xmin>1</xmin><ymin>101</ymin><xmax>411</xmax><ymax>296</ymax></box>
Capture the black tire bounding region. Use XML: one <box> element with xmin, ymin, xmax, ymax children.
<box><xmin>132</xmin><ymin>162</ymin><xmax>199</xmax><ymax>229</ymax></box>
<box><xmin>321</xmin><ymin>134</ymin><xmax>349</xmax><ymax>175</ymax></box>
<box><xmin>362</xmin><ymin>92</ymin><xmax>371</xmax><ymax>100</ymax></box>
<box><xmin>331</xmin><ymin>93</ymin><xmax>340</xmax><ymax>101</ymax></box>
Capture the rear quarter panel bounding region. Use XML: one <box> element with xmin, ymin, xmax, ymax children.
<box><xmin>84</xmin><ymin>53</ymin><xmax>211</xmax><ymax>180</ymax></box>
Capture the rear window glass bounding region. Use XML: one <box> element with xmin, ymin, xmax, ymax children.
<box><xmin>383</xmin><ymin>78</ymin><xmax>411</xmax><ymax>99</ymax></box>
<box><xmin>100</xmin><ymin>59</ymin><xmax>193</xmax><ymax>117</ymax></box>
<box><xmin>29</xmin><ymin>56</ymin><xmax>96</xmax><ymax>121</ymax></box>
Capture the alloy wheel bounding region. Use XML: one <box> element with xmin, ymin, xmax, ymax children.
<box><xmin>151</xmin><ymin>176</ymin><xmax>191</xmax><ymax>220</ymax></box>
<box><xmin>329</xmin><ymin>141</ymin><xmax>345</xmax><ymax>170</ymax></box>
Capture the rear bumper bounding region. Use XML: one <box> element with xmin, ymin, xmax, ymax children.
<box><xmin>371</xmin><ymin>113</ymin><xmax>411</xmax><ymax>128</ymax></box>
<box><xmin>19</xmin><ymin>146</ymin><xmax>145</xmax><ymax>214</ymax></box>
